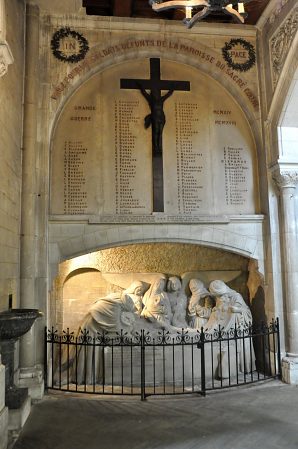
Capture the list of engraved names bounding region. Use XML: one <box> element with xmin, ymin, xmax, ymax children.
<box><xmin>114</xmin><ymin>100</ymin><xmax>147</xmax><ymax>214</ymax></box>
<box><xmin>63</xmin><ymin>141</ymin><xmax>88</xmax><ymax>214</ymax></box>
<box><xmin>223</xmin><ymin>146</ymin><xmax>249</xmax><ymax>205</ymax></box>
<box><xmin>175</xmin><ymin>102</ymin><xmax>203</xmax><ymax>214</ymax></box>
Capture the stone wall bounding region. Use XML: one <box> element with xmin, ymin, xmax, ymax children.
<box><xmin>0</xmin><ymin>0</ymin><xmax>25</xmax><ymax>311</ymax></box>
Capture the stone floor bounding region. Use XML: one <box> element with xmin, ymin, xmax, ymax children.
<box><xmin>12</xmin><ymin>381</ymin><xmax>298</xmax><ymax>449</ymax></box>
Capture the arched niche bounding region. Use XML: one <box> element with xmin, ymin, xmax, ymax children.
<box><xmin>54</xmin><ymin>267</ymin><xmax>110</xmax><ymax>331</ymax></box>
<box><xmin>50</xmin><ymin>57</ymin><xmax>259</xmax><ymax>218</ymax></box>
<box><xmin>49</xmin><ymin>243</ymin><xmax>265</xmax><ymax>332</ymax></box>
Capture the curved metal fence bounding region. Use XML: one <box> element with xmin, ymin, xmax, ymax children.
<box><xmin>45</xmin><ymin>319</ymin><xmax>281</xmax><ymax>399</ymax></box>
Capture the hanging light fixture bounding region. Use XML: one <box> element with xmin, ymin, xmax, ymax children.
<box><xmin>149</xmin><ymin>1</ymin><xmax>252</xmax><ymax>29</ymax></box>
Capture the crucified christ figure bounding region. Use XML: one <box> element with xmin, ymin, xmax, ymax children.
<box><xmin>120</xmin><ymin>58</ymin><xmax>190</xmax><ymax>212</ymax></box>
<box><xmin>138</xmin><ymin>84</ymin><xmax>174</xmax><ymax>155</ymax></box>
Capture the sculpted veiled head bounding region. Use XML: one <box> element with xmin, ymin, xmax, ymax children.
<box><xmin>125</xmin><ymin>281</ymin><xmax>147</xmax><ymax>297</ymax></box>
<box><xmin>209</xmin><ymin>280</ymin><xmax>229</xmax><ymax>296</ymax></box>
<box><xmin>189</xmin><ymin>279</ymin><xmax>210</xmax><ymax>297</ymax></box>
<box><xmin>167</xmin><ymin>276</ymin><xmax>181</xmax><ymax>292</ymax></box>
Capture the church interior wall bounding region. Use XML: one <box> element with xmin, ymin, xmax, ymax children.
<box><xmin>23</xmin><ymin>2</ymin><xmax>297</xmax><ymax>378</ymax></box>
<box><xmin>0</xmin><ymin>0</ymin><xmax>25</xmax><ymax>312</ymax></box>
<box><xmin>0</xmin><ymin>0</ymin><xmax>298</xmax><ymax>445</ymax></box>
<box><xmin>44</xmin><ymin>12</ymin><xmax>272</xmax><ymax>336</ymax></box>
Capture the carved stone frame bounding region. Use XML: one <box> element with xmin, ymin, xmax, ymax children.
<box><xmin>0</xmin><ymin>0</ymin><xmax>14</xmax><ymax>77</ymax></box>
<box><xmin>269</xmin><ymin>6</ymin><xmax>298</xmax><ymax>90</ymax></box>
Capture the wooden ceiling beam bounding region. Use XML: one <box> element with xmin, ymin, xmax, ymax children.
<box><xmin>113</xmin><ymin>0</ymin><xmax>133</xmax><ymax>17</ymax></box>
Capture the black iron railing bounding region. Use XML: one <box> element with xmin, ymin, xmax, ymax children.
<box><xmin>45</xmin><ymin>318</ymin><xmax>281</xmax><ymax>399</ymax></box>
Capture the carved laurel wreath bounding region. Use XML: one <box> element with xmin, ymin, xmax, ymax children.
<box><xmin>51</xmin><ymin>27</ymin><xmax>89</xmax><ymax>63</ymax></box>
<box><xmin>222</xmin><ymin>38</ymin><xmax>256</xmax><ymax>72</ymax></box>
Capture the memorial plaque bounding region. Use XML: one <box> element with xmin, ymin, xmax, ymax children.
<box><xmin>50</xmin><ymin>59</ymin><xmax>257</xmax><ymax>219</ymax></box>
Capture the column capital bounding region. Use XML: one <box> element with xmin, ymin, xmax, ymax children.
<box><xmin>272</xmin><ymin>168</ymin><xmax>298</xmax><ymax>189</ymax></box>
<box><xmin>0</xmin><ymin>41</ymin><xmax>14</xmax><ymax>77</ymax></box>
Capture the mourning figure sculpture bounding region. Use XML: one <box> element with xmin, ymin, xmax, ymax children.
<box><xmin>123</xmin><ymin>281</ymin><xmax>148</xmax><ymax>315</ymax></box>
<box><xmin>205</xmin><ymin>280</ymin><xmax>256</xmax><ymax>375</ymax></box>
<box><xmin>187</xmin><ymin>279</ymin><xmax>214</xmax><ymax>329</ymax></box>
<box><xmin>167</xmin><ymin>276</ymin><xmax>188</xmax><ymax>328</ymax></box>
<box><xmin>205</xmin><ymin>280</ymin><xmax>252</xmax><ymax>333</ymax></box>
<box><xmin>141</xmin><ymin>277</ymin><xmax>172</xmax><ymax>329</ymax></box>
<box><xmin>58</xmin><ymin>285</ymin><xmax>141</xmax><ymax>385</ymax></box>
<box><xmin>55</xmin><ymin>275</ymin><xmax>257</xmax><ymax>387</ymax></box>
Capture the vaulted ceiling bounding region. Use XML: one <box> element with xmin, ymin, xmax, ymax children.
<box><xmin>82</xmin><ymin>0</ymin><xmax>270</xmax><ymax>25</ymax></box>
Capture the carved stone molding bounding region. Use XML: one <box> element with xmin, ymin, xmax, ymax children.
<box><xmin>0</xmin><ymin>0</ymin><xmax>14</xmax><ymax>77</ymax></box>
<box><xmin>272</xmin><ymin>169</ymin><xmax>298</xmax><ymax>189</ymax></box>
<box><xmin>268</xmin><ymin>0</ymin><xmax>290</xmax><ymax>25</ymax></box>
<box><xmin>0</xmin><ymin>42</ymin><xmax>13</xmax><ymax>77</ymax></box>
<box><xmin>0</xmin><ymin>0</ymin><xmax>6</xmax><ymax>42</ymax></box>
<box><xmin>270</xmin><ymin>7</ymin><xmax>298</xmax><ymax>88</ymax></box>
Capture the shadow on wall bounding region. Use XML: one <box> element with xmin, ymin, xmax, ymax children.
<box><xmin>251</xmin><ymin>286</ymin><xmax>271</xmax><ymax>375</ymax></box>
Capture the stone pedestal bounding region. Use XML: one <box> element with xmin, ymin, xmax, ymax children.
<box><xmin>18</xmin><ymin>366</ymin><xmax>44</xmax><ymax>401</ymax></box>
<box><xmin>0</xmin><ymin>340</ymin><xmax>29</xmax><ymax>409</ymax></box>
<box><xmin>8</xmin><ymin>396</ymin><xmax>31</xmax><ymax>436</ymax></box>
<box><xmin>282</xmin><ymin>357</ymin><xmax>298</xmax><ymax>384</ymax></box>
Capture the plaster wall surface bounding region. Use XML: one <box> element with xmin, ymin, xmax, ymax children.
<box><xmin>0</xmin><ymin>0</ymin><xmax>25</xmax><ymax>311</ymax></box>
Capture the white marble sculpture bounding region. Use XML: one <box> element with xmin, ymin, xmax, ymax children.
<box><xmin>123</xmin><ymin>281</ymin><xmax>148</xmax><ymax>315</ymax></box>
<box><xmin>56</xmin><ymin>275</ymin><xmax>256</xmax><ymax>386</ymax></box>
<box><xmin>187</xmin><ymin>279</ymin><xmax>214</xmax><ymax>329</ymax></box>
<box><xmin>64</xmin><ymin>285</ymin><xmax>140</xmax><ymax>384</ymax></box>
<box><xmin>205</xmin><ymin>280</ymin><xmax>256</xmax><ymax>375</ymax></box>
<box><xmin>167</xmin><ymin>276</ymin><xmax>188</xmax><ymax>328</ymax></box>
<box><xmin>141</xmin><ymin>277</ymin><xmax>172</xmax><ymax>329</ymax></box>
<box><xmin>205</xmin><ymin>280</ymin><xmax>252</xmax><ymax>333</ymax></box>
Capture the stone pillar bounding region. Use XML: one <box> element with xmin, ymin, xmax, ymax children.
<box><xmin>272</xmin><ymin>168</ymin><xmax>298</xmax><ymax>383</ymax></box>
<box><xmin>19</xmin><ymin>4</ymin><xmax>43</xmax><ymax>399</ymax></box>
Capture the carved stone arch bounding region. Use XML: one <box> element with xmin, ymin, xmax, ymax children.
<box><xmin>53</xmin><ymin>230</ymin><xmax>263</xmax><ymax>272</ymax></box>
<box><xmin>49</xmin><ymin>38</ymin><xmax>261</xmax><ymax>154</ymax></box>
<box><xmin>63</xmin><ymin>266</ymin><xmax>100</xmax><ymax>286</ymax></box>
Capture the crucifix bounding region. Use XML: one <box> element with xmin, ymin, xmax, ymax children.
<box><xmin>120</xmin><ymin>58</ymin><xmax>190</xmax><ymax>212</ymax></box>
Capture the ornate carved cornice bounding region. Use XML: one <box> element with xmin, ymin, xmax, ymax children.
<box><xmin>272</xmin><ymin>169</ymin><xmax>298</xmax><ymax>189</ymax></box>
<box><xmin>0</xmin><ymin>42</ymin><xmax>14</xmax><ymax>77</ymax></box>
<box><xmin>270</xmin><ymin>7</ymin><xmax>298</xmax><ymax>88</ymax></box>
<box><xmin>268</xmin><ymin>0</ymin><xmax>291</xmax><ymax>25</ymax></box>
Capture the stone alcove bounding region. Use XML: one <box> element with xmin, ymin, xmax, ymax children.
<box><xmin>50</xmin><ymin>242</ymin><xmax>264</xmax><ymax>333</ymax></box>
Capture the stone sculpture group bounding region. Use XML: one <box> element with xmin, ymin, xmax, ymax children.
<box><xmin>79</xmin><ymin>276</ymin><xmax>253</xmax><ymax>337</ymax></box>
<box><xmin>57</xmin><ymin>276</ymin><xmax>255</xmax><ymax>385</ymax></box>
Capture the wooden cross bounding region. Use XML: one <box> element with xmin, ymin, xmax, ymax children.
<box><xmin>120</xmin><ymin>58</ymin><xmax>190</xmax><ymax>212</ymax></box>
